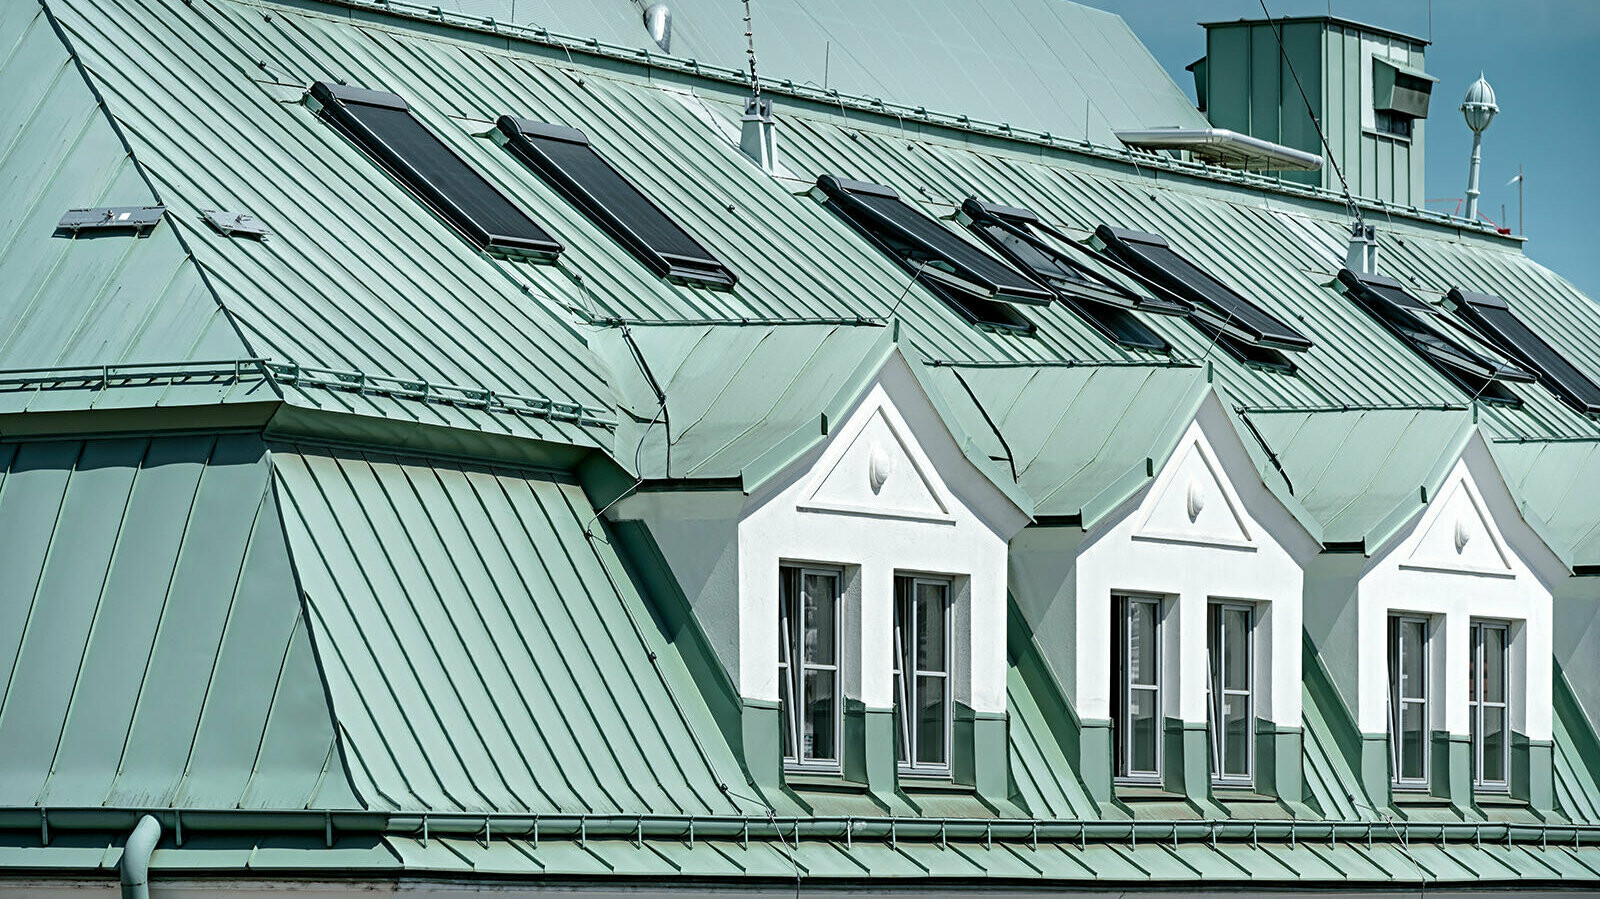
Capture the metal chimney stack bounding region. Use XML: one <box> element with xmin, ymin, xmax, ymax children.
<box><xmin>1345</xmin><ymin>222</ymin><xmax>1378</xmax><ymax>275</ymax></box>
<box><xmin>740</xmin><ymin>97</ymin><xmax>778</xmax><ymax>174</ymax></box>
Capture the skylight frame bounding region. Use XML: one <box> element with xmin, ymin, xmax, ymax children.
<box><xmin>1448</xmin><ymin>287</ymin><xmax>1600</xmax><ymax>415</ymax></box>
<box><xmin>1339</xmin><ymin>270</ymin><xmax>1533</xmax><ymax>407</ymax></box>
<box><xmin>815</xmin><ymin>176</ymin><xmax>1047</xmax><ymax>333</ymax></box>
<box><xmin>495</xmin><ymin>117</ymin><xmax>737</xmax><ymax>290</ymax></box>
<box><xmin>1094</xmin><ymin>225</ymin><xmax>1313</xmax><ymax>353</ymax></box>
<box><xmin>308</xmin><ymin>82</ymin><xmax>561</xmax><ymax>261</ymax></box>
<box><xmin>958</xmin><ymin>197</ymin><xmax>1183</xmax><ymax>352</ymax></box>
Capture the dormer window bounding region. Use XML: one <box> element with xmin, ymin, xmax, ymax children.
<box><xmin>1470</xmin><ymin>620</ymin><xmax>1510</xmax><ymax>792</ymax></box>
<box><xmin>1207</xmin><ymin>601</ymin><xmax>1255</xmax><ymax>786</ymax></box>
<box><xmin>779</xmin><ymin>566</ymin><xmax>843</xmax><ymax>772</ymax></box>
<box><xmin>895</xmin><ymin>575</ymin><xmax>953</xmax><ymax>776</ymax></box>
<box><xmin>1113</xmin><ymin>593</ymin><xmax>1164</xmax><ymax>784</ymax></box>
<box><xmin>1388</xmin><ymin>614</ymin><xmax>1431</xmax><ymax>790</ymax></box>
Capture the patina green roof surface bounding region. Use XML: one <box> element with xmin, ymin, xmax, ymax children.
<box><xmin>1238</xmin><ymin>408</ymin><xmax>1475</xmax><ymax>548</ymax></box>
<box><xmin>0</xmin><ymin>2</ymin><xmax>264</xmax><ymax>416</ymax></box>
<box><xmin>592</xmin><ymin>322</ymin><xmax>893</xmax><ymax>480</ymax></box>
<box><xmin>923</xmin><ymin>363</ymin><xmax>1210</xmax><ymax>523</ymax></box>
<box><xmin>5</xmin><ymin>0</ymin><xmax>1600</xmax><ymax>884</ymax></box>
<box><xmin>413</xmin><ymin>0</ymin><xmax>1209</xmax><ymax>147</ymax></box>
<box><xmin>33</xmin><ymin>0</ymin><xmax>613</xmax><ymax>446</ymax></box>
<box><xmin>1491</xmin><ymin>439</ymin><xmax>1600</xmax><ymax>569</ymax></box>
<box><xmin>271</xmin><ymin>444</ymin><xmax>758</xmax><ymax>816</ymax></box>
<box><xmin>0</xmin><ymin>435</ymin><xmax>354</xmax><ymax>811</ymax></box>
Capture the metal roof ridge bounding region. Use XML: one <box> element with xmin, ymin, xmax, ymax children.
<box><xmin>267</xmin><ymin>0</ymin><xmax>1502</xmax><ymax>237</ymax></box>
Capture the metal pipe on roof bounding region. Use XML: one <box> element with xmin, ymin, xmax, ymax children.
<box><xmin>119</xmin><ymin>815</ymin><xmax>160</xmax><ymax>899</ymax></box>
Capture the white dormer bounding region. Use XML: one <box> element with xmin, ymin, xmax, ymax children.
<box><xmin>608</xmin><ymin>347</ymin><xmax>1029</xmax><ymax>793</ymax></box>
<box><xmin>1351</xmin><ymin>433</ymin><xmax>1563</xmax><ymax>801</ymax></box>
<box><xmin>1013</xmin><ymin>392</ymin><xmax>1319</xmax><ymax>801</ymax></box>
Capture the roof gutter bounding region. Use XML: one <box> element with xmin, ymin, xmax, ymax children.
<box><xmin>1115</xmin><ymin>128</ymin><xmax>1324</xmax><ymax>171</ymax></box>
<box><xmin>12</xmin><ymin>807</ymin><xmax>1600</xmax><ymax>850</ymax></box>
<box><xmin>119</xmin><ymin>815</ymin><xmax>160</xmax><ymax>899</ymax></box>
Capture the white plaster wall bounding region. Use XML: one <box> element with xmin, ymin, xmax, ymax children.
<box><xmin>735</xmin><ymin>353</ymin><xmax>1027</xmax><ymax>714</ymax></box>
<box><xmin>1073</xmin><ymin>396</ymin><xmax>1317</xmax><ymax>729</ymax></box>
<box><xmin>1353</xmin><ymin>436</ymin><xmax>1562</xmax><ymax>741</ymax></box>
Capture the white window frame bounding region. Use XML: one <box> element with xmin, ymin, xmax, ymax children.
<box><xmin>1388</xmin><ymin>614</ymin><xmax>1431</xmax><ymax>790</ymax></box>
<box><xmin>894</xmin><ymin>574</ymin><xmax>954</xmax><ymax>777</ymax></box>
<box><xmin>778</xmin><ymin>565</ymin><xmax>844</xmax><ymax>773</ymax></box>
<box><xmin>1113</xmin><ymin>593</ymin><xmax>1164</xmax><ymax>785</ymax></box>
<box><xmin>1207</xmin><ymin>600</ymin><xmax>1255</xmax><ymax>787</ymax></box>
<box><xmin>1470</xmin><ymin>619</ymin><xmax>1512</xmax><ymax>793</ymax></box>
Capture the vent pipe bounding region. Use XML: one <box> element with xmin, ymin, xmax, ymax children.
<box><xmin>642</xmin><ymin>3</ymin><xmax>671</xmax><ymax>53</ymax></box>
<box><xmin>1345</xmin><ymin>222</ymin><xmax>1378</xmax><ymax>275</ymax></box>
<box><xmin>740</xmin><ymin>97</ymin><xmax>778</xmax><ymax>174</ymax></box>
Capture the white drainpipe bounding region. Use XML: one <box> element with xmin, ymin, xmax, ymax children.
<box><xmin>120</xmin><ymin>815</ymin><xmax>161</xmax><ymax>899</ymax></box>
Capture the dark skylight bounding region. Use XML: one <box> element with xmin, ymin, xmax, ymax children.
<box><xmin>1449</xmin><ymin>287</ymin><xmax>1600</xmax><ymax>414</ymax></box>
<box><xmin>1095</xmin><ymin>226</ymin><xmax>1313</xmax><ymax>353</ymax></box>
<box><xmin>309</xmin><ymin>83</ymin><xmax>561</xmax><ymax>260</ymax></box>
<box><xmin>815</xmin><ymin>176</ymin><xmax>1049</xmax><ymax>333</ymax></box>
<box><xmin>960</xmin><ymin>198</ymin><xmax>1183</xmax><ymax>351</ymax></box>
<box><xmin>1339</xmin><ymin>271</ymin><xmax>1533</xmax><ymax>406</ymax></box>
<box><xmin>496</xmin><ymin>117</ymin><xmax>736</xmax><ymax>289</ymax></box>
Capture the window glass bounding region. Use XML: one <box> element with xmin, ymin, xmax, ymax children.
<box><xmin>1471</xmin><ymin>621</ymin><xmax>1510</xmax><ymax>791</ymax></box>
<box><xmin>1114</xmin><ymin>594</ymin><xmax>1162</xmax><ymax>783</ymax></box>
<box><xmin>780</xmin><ymin>566</ymin><xmax>840</xmax><ymax>770</ymax></box>
<box><xmin>495</xmin><ymin>117</ymin><xmax>736</xmax><ymax>288</ymax></box>
<box><xmin>1389</xmin><ymin>615</ymin><xmax>1430</xmax><ymax>787</ymax></box>
<box><xmin>1208</xmin><ymin>602</ymin><xmax>1254</xmax><ymax>784</ymax></box>
<box><xmin>895</xmin><ymin>576</ymin><xmax>952</xmax><ymax>774</ymax></box>
<box><xmin>309</xmin><ymin>83</ymin><xmax>561</xmax><ymax>259</ymax></box>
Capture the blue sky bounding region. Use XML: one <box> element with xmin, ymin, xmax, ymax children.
<box><xmin>1079</xmin><ymin>1</ymin><xmax>1600</xmax><ymax>298</ymax></box>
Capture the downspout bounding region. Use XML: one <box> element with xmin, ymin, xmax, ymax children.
<box><xmin>120</xmin><ymin>815</ymin><xmax>161</xmax><ymax>899</ymax></box>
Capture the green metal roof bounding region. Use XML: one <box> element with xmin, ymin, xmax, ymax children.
<box><xmin>6</xmin><ymin>0</ymin><xmax>1600</xmax><ymax>884</ymax></box>
<box><xmin>271</xmin><ymin>444</ymin><xmax>759</xmax><ymax>816</ymax></box>
<box><xmin>1237</xmin><ymin>408</ymin><xmax>1474</xmax><ymax>549</ymax></box>
<box><xmin>409</xmin><ymin>0</ymin><xmax>1210</xmax><ymax>147</ymax></box>
<box><xmin>0</xmin><ymin>435</ymin><xmax>353</xmax><ymax>811</ymax></box>
<box><xmin>0</xmin><ymin>4</ymin><xmax>248</xmax><ymax>371</ymax></box>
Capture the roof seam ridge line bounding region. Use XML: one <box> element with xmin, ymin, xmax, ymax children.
<box><xmin>286</xmin><ymin>0</ymin><xmax>1502</xmax><ymax>235</ymax></box>
<box><xmin>34</xmin><ymin>0</ymin><xmax>274</xmax><ymax>384</ymax></box>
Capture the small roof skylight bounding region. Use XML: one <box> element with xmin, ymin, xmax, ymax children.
<box><xmin>1339</xmin><ymin>270</ymin><xmax>1533</xmax><ymax>405</ymax></box>
<box><xmin>814</xmin><ymin>176</ymin><xmax>1048</xmax><ymax>333</ymax></box>
<box><xmin>308</xmin><ymin>82</ymin><xmax>561</xmax><ymax>260</ymax></box>
<box><xmin>960</xmin><ymin>198</ymin><xmax>1183</xmax><ymax>351</ymax></box>
<box><xmin>1449</xmin><ymin>287</ymin><xmax>1600</xmax><ymax>414</ymax></box>
<box><xmin>1095</xmin><ymin>226</ymin><xmax>1312</xmax><ymax>353</ymax></box>
<box><xmin>495</xmin><ymin>117</ymin><xmax>736</xmax><ymax>289</ymax></box>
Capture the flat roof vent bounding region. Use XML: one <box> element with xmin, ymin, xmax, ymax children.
<box><xmin>1115</xmin><ymin>128</ymin><xmax>1322</xmax><ymax>172</ymax></box>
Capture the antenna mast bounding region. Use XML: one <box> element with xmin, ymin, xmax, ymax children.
<box><xmin>743</xmin><ymin>0</ymin><xmax>760</xmax><ymax>99</ymax></box>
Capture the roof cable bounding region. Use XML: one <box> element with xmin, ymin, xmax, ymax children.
<box><xmin>1258</xmin><ymin>0</ymin><xmax>1362</xmax><ymax>227</ymax></box>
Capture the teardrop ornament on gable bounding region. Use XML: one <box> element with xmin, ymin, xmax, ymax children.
<box><xmin>868</xmin><ymin>442</ymin><xmax>894</xmax><ymax>494</ymax></box>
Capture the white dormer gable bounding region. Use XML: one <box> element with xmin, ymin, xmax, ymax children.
<box><xmin>1402</xmin><ymin>474</ymin><xmax>1514</xmax><ymax>576</ymax></box>
<box><xmin>1135</xmin><ymin>435</ymin><xmax>1254</xmax><ymax>550</ymax></box>
<box><xmin>799</xmin><ymin>401</ymin><xmax>954</xmax><ymax>523</ymax></box>
<box><xmin>1070</xmin><ymin>393</ymin><xmax>1318</xmax><ymax>730</ymax></box>
<box><xmin>735</xmin><ymin>349</ymin><xmax>1029</xmax><ymax>715</ymax></box>
<box><xmin>1353</xmin><ymin>434</ymin><xmax>1565</xmax><ymax>742</ymax></box>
